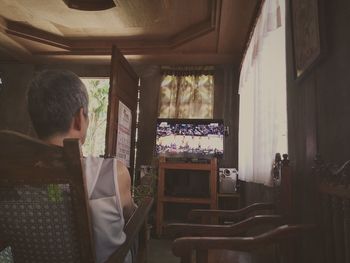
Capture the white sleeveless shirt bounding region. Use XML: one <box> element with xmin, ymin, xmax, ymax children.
<box><xmin>83</xmin><ymin>156</ymin><xmax>131</xmax><ymax>263</ymax></box>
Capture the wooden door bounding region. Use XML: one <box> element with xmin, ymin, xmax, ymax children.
<box><xmin>105</xmin><ymin>45</ymin><xmax>138</xmax><ymax>176</ymax></box>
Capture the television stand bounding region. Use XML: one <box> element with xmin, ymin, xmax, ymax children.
<box><xmin>189</xmin><ymin>158</ymin><xmax>210</xmax><ymax>164</ymax></box>
<box><xmin>156</xmin><ymin>156</ymin><xmax>217</xmax><ymax>236</ymax></box>
<box><xmin>165</xmin><ymin>157</ymin><xmax>210</xmax><ymax>164</ymax></box>
<box><xmin>165</xmin><ymin>157</ymin><xmax>187</xmax><ymax>163</ymax></box>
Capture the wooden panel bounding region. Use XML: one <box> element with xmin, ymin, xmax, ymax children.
<box><xmin>343</xmin><ymin>199</ymin><xmax>350</xmax><ymax>263</ymax></box>
<box><xmin>161</xmin><ymin>162</ymin><xmax>211</xmax><ymax>170</ymax></box>
<box><xmin>332</xmin><ymin>196</ymin><xmax>345</xmax><ymax>263</ymax></box>
<box><xmin>217</xmin><ymin>0</ymin><xmax>260</xmax><ymax>54</ymax></box>
<box><xmin>5</xmin><ymin>20</ymin><xmax>70</xmax><ymax>50</ymax></box>
<box><xmin>156</xmin><ymin>157</ymin><xmax>217</xmax><ymax>236</ymax></box>
<box><xmin>105</xmin><ymin>45</ymin><xmax>138</xmax><ymax>176</ymax></box>
<box><xmin>322</xmin><ymin>194</ymin><xmax>334</xmax><ymax>263</ymax></box>
<box><xmin>285</xmin><ymin>3</ymin><xmax>350</xmax><ymax>262</ymax></box>
<box><xmin>156</xmin><ymin>157</ymin><xmax>166</xmax><ymax>236</ymax></box>
<box><xmin>280</xmin><ymin>155</ymin><xmax>293</xmax><ymax>220</ymax></box>
<box><xmin>315</xmin><ymin>157</ymin><xmax>350</xmax><ymax>263</ymax></box>
<box><xmin>319</xmin><ymin>183</ymin><xmax>350</xmax><ymax>199</ymax></box>
<box><xmin>0</xmin><ymin>0</ymin><xmax>259</xmax><ymax>66</ymax></box>
<box><xmin>63</xmin><ymin>138</ymin><xmax>95</xmax><ymax>263</ymax></box>
<box><xmin>0</xmin><ymin>0</ymin><xmax>210</xmax><ymax>37</ymax></box>
<box><xmin>210</xmin><ymin>157</ymin><xmax>218</xmax><ymax>208</ymax></box>
<box><xmin>0</xmin><ymin>64</ymin><xmax>35</xmax><ymax>135</ymax></box>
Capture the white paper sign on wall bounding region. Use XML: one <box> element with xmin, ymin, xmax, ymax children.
<box><xmin>116</xmin><ymin>101</ymin><xmax>132</xmax><ymax>167</ymax></box>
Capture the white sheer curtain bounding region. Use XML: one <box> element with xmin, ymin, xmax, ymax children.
<box><xmin>238</xmin><ymin>0</ymin><xmax>287</xmax><ymax>186</ymax></box>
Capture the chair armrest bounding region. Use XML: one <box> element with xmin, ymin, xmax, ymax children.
<box><xmin>165</xmin><ymin>214</ymin><xmax>284</xmax><ymax>237</ymax></box>
<box><xmin>172</xmin><ymin>224</ymin><xmax>317</xmax><ymax>260</ymax></box>
<box><xmin>188</xmin><ymin>202</ymin><xmax>275</xmax><ymax>222</ymax></box>
<box><xmin>104</xmin><ymin>197</ymin><xmax>154</xmax><ymax>263</ymax></box>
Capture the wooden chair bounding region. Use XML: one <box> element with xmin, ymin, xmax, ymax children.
<box><xmin>314</xmin><ymin>155</ymin><xmax>350</xmax><ymax>263</ymax></box>
<box><xmin>164</xmin><ymin>154</ymin><xmax>317</xmax><ymax>263</ymax></box>
<box><xmin>165</xmin><ymin>153</ymin><xmax>293</xmax><ymax>238</ymax></box>
<box><xmin>171</xmin><ymin>224</ymin><xmax>316</xmax><ymax>263</ymax></box>
<box><xmin>0</xmin><ymin>130</ymin><xmax>153</xmax><ymax>263</ymax></box>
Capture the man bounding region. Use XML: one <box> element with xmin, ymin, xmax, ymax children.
<box><xmin>27</xmin><ymin>70</ymin><xmax>135</xmax><ymax>263</ymax></box>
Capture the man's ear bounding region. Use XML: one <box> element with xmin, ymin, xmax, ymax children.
<box><xmin>72</xmin><ymin>108</ymin><xmax>84</xmax><ymax>131</ymax></box>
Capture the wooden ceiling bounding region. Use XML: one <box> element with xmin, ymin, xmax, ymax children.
<box><xmin>0</xmin><ymin>0</ymin><xmax>260</xmax><ymax>66</ymax></box>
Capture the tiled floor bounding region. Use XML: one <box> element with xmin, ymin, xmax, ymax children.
<box><xmin>148</xmin><ymin>238</ymin><xmax>179</xmax><ymax>263</ymax></box>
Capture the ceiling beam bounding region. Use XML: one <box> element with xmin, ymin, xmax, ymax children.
<box><xmin>2</xmin><ymin>0</ymin><xmax>219</xmax><ymax>57</ymax></box>
<box><xmin>5</xmin><ymin>20</ymin><xmax>71</xmax><ymax>51</ymax></box>
<box><xmin>0</xmin><ymin>18</ymin><xmax>32</xmax><ymax>62</ymax></box>
<box><xmin>31</xmin><ymin>52</ymin><xmax>234</xmax><ymax>65</ymax></box>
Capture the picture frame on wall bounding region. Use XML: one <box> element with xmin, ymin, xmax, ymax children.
<box><xmin>291</xmin><ymin>0</ymin><xmax>321</xmax><ymax>80</ymax></box>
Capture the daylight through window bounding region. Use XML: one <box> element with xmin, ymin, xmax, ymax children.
<box><xmin>81</xmin><ymin>78</ymin><xmax>109</xmax><ymax>157</ymax></box>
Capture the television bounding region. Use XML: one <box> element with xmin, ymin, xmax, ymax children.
<box><xmin>155</xmin><ymin>119</ymin><xmax>224</xmax><ymax>159</ymax></box>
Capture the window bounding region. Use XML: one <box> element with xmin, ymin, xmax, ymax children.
<box><xmin>238</xmin><ymin>0</ymin><xmax>287</xmax><ymax>186</ymax></box>
<box><xmin>158</xmin><ymin>73</ymin><xmax>214</xmax><ymax>119</ymax></box>
<box><xmin>81</xmin><ymin>78</ymin><xmax>109</xmax><ymax>157</ymax></box>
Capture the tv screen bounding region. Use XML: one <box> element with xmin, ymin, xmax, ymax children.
<box><xmin>155</xmin><ymin>119</ymin><xmax>224</xmax><ymax>159</ymax></box>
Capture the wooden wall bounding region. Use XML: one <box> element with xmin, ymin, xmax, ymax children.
<box><xmin>214</xmin><ymin>65</ymin><xmax>240</xmax><ymax>169</ymax></box>
<box><xmin>134</xmin><ymin>65</ymin><xmax>161</xmax><ymax>169</ymax></box>
<box><xmin>0</xmin><ymin>63</ymin><xmax>111</xmax><ymax>135</ymax></box>
<box><xmin>0</xmin><ymin>63</ymin><xmax>35</xmax><ymax>136</ymax></box>
<box><xmin>286</xmin><ymin>0</ymin><xmax>350</xmax><ymax>221</ymax></box>
<box><xmin>285</xmin><ymin>0</ymin><xmax>350</xmax><ymax>262</ymax></box>
<box><xmin>0</xmin><ymin>63</ymin><xmax>111</xmax><ymax>137</ymax></box>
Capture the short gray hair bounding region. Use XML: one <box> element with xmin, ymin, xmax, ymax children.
<box><xmin>27</xmin><ymin>70</ymin><xmax>88</xmax><ymax>139</ymax></box>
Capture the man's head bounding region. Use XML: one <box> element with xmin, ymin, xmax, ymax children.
<box><xmin>27</xmin><ymin>70</ymin><xmax>89</xmax><ymax>145</ymax></box>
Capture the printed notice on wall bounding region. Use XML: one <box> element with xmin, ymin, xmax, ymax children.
<box><xmin>116</xmin><ymin>101</ymin><xmax>132</xmax><ymax>167</ymax></box>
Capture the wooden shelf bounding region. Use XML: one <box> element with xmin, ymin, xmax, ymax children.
<box><xmin>156</xmin><ymin>157</ymin><xmax>217</xmax><ymax>236</ymax></box>
<box><xmin>160</xmin><ymin>162</ymin><xmax>211</xmax><ymax>170</ymax></box>
<box><xmin>162</xmin><ymin>196</ymin><xmax>212</xmax><ymax>204</ymax></box>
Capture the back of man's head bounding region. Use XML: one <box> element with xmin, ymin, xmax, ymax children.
<box><xmin>27</xmin><ymin>70</ymin><xmax>88</xmax><ymax>139</ymax></box>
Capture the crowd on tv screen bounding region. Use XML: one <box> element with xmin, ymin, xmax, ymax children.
<box><xmin>156</xmin><ymin>123</ymin><xmax>224</xmax><ymax>155</ymax></box>
<box><xmin>157</xmin><ymin>123</ymin><xmax>224</xmax><ymax>137</ymax></box>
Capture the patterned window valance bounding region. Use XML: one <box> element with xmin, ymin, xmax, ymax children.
<box><xmin>160</xmin><ymin>66</ymin><xmax>214</xmax><ymax>77</ymax></box>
